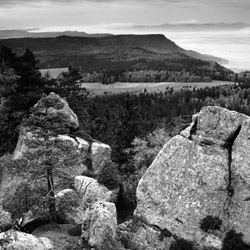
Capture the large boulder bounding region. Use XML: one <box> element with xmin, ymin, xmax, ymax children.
<box><xmin>12</xmin><ymin>127</ymin><xmax>89</xmax><ymax>177</ymax></box>
<box><xmin>117</xmin><ymin>219</ymin><xmax>173</xmax><ymax>250</ymax></box>
<box><xmin>34</xmin><ymin>92</ymin><xmax>79</xmax><ymax>131</ymax></box>
<box><xmin>55</xmin><ymin>189</ymin><xmax>84</xmax><ymax>224</ymax></box>
<box><xmin>231</xmin><ymin>118</ymin><xmax>250</xmax><ymax>244</ymax></box>
<box><xmin>82</xmin><ymin>201</ymin><xmax>117</xmax><ymax>249</ymax></box>
<box><xmin>0</xmin><ymin>230</ymin><xmax>52</xmax><ymax>250</ymax></box>
<box><xmin>125</xmin><ymin>106</ymin><xmax>250</xmax><ymax>249</ymax></box>
<box><xmin>181</xmin><ymin>106</ymin><xmax>247</xmax><ymax>146</ymax></box>
<box><xmin>135</xmin><ymin>134</ymin><xmax>228</xmax><ymax>240</ymax></box>
<box><xmin>32</xmin><ymin>223</ymin><xmax>81</xmax><ymax>250</ymax></box>
<box><xmin>74</xmin><ymin>175</ymin><xmax>119</xmax><ymax>209</ymax></box>
<box><xmin>12</xmin><ymin>127</ymin><xmax>89</xmax><ymax>166</ymax></box>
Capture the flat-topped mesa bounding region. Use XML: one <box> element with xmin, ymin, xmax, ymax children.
<box><xmin>128</xmin><ymin>106</ymin><xmax>250</xmax><ymax>250</ymax></box>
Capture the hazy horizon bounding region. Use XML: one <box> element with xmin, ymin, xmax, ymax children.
<box><xmin>1</xmin><ymin>0</ymin><xmax>249</xmax><ymax>72</ymax></box>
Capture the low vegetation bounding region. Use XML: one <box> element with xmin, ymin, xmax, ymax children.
<box><xmin>200</xmin><ymin>215</ymin><xmax>222</xmax><ymax>233</ymax></box>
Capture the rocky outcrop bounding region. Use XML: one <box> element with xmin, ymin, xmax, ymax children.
<box><xmin>0</xmin><ymin>230</ymin><xmax>52</xmax><ymax>250</ymax></box>
<box><xmin>231</xmin><ymin>118</ymin><xmax>250</xmax><ymax>244</ymax></box>
<box><xmin>55</xmin><ymin>189</ymin><xmax>84</xmax><ymax>224</ymax></box>
<box><xmin>34</xmin><ymin>92</ymin><xmax>79</xmax><ymax>131</ymax></box>
<box><xmin>0</xmin><ymin>205</ymin><xmax>12</xmax><ymax>232</ymax></box>
<box><xmin>136</xmin><ymin>134</ymin><xmax>229</xmax><ymax>240</ymax></box>
<box><xmin>82</xmin><ymin>201</ymin><xmax>117</xmax><ymax>249</ymax></box>
<box><xmin>123</xmin><ymin>106</ymin><xmax>250</xmax><ymax>249</ymax></box>
<box><xmin>74</xmin><ymin>175</ymin><xmax>119</xmax><ymax>209</ymax></box>
<box><xmin>118</xmin><ymin>218</ymin><xmax>173</xmax><ymax>250</ymax></box>
<box><xmin>12</xmin><ymin>92</ymin><xmax>111</xmax><ymax>171</ymax></box>
<box><xmin>32</xmin><ymin>223</ymin><xmax>81</xmax><ymax>250</ymax></box>
<box><xmin>0</xmin><ymin>93</ymin><xmax>112</xmax><ymax>218</ymax></box>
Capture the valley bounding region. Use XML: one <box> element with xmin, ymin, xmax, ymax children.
<box><xmin>80</xmin><ymin>80</ymin><xmax>235</xmax><ymax>95</ymax></box>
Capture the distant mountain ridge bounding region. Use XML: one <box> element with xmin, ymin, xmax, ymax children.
<box><xmin>0</xmin><ymin>34</ymin><xmax>229</xmax><ymax>72</ymax></box>
<box><xmin>0</xmin><ymin>29</ymin><xmax>113</xmax><ymax>39</ymax></box>
<box><xmin>131</xmin><ymin>22</ymin><xmax>250</xmax><ymax>32</ymax></box>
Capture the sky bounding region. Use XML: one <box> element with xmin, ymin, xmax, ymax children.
<box><xmin>0</xmin><ymin>0</ymin><xmax>250</xmax><ymax>32</ymax></box>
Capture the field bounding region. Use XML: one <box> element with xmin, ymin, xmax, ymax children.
<box><xmin>40</xmin><ymin>68</ymin><xmax>68</xmax><ymax>78</ymax></box>
<box><xmin>81</xmin><ymin>81</ymin><xmax>235</xmax><ymax>95</ymax></box>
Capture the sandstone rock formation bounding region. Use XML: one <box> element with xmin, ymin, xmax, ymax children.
<box><xmin>121</xmin><ymin>106</ymin><xmax>250</xmax><ymax>249</ymax></box>
<box><xmin>33</xmin><ymin>92</ymin><xmax>79</xmax><ymax>131</ymax></box>
<box><xmin>12</xmin><ymin>92</ymin><xmax>111</xmax><ymax>174</ymax></box>
<box><xmin>0</xmin><ymin>92</ymin><xmax>112</xmax><ymax>222</ymax></box>
<box><xmin>82</xmin><ymin>201</ymin><xmax>117</xmax><ymax>249</ymax></box>
<box><xmin>74</xmin><ymin>175</ymin><xmax>119</xmax><ymax>224</ymax></box>
<box><xmin>55</xmin><ymin>189</ymin><xmax>84</xmax><ymax>224</ymax></box>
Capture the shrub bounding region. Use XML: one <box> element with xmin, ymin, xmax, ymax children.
<box><xmin>67</xmin><ymin>224</ymin><xmax>82</xmax><ymax>236</ymax></box>
<box><xmin>170</xmin><ymin>238</ymin><xmax>195</xmax><ymax>250</ymax></box>
<box><xmin>222</xmin><ymin>230</ymin><xmax>248</xmax><ymax>250</ymax></box>
<box><xmin>158</xmin><ymin>228</ymin><xmax>172</xmax><ymax>241</ymax></box>
<box><xmin>200</xmin><ymin>215</ymin><xmax>222</xmax><ymax>233</ymax></box>
<box><xmin>97</xmin><ymin>161</ymin><xmax>121</xmax><ymax>190</ymax></box>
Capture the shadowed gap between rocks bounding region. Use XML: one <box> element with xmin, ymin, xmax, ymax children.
<box><xmin>223</xmin><ymin>125</ymin><xmax>242</xmax><ymax>216</ymax></box>
<box><xmin>189</xmin><ymin>115</ymin><xmax>198</xmax><ymax>138</ymax></box>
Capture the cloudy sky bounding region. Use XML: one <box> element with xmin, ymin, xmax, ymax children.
<box><xmin>0</xmin><ymin>0</ymin><xmax>250</xmax><ymax>32</ymax></box>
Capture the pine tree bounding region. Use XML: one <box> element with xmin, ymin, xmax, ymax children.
<box><xmin>4</xmin><ymin>94</ymin><xmax>81</xmax><ymax>219</ymax></box>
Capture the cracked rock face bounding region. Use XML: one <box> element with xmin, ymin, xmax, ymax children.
<box><xmin>133</xmin><ymin>106</ymin><xmax>250</xmax><ymax>248</ymax></box>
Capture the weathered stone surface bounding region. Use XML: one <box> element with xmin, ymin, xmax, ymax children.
<box><xmin>187</xmin><ymin>106</ymin><xmax>247</xmax><ymax>146</ymax></box>
<box><xmin>56</xmin><ymin>189</ymin><xmax>84</xmax><ymax>224</ymax></box>
<box><xmin>74</xmin><ymin>176</ymin><xmax>119</xmax><ymax>223</ymax></box>
<box><xmin>231</xmin><ymin>118</ymin><xmax>250</xmax><ymax>244</ymax></box>
<box><xmin>201</xmin><ymin>234</ymin><xmax>222</xmax><ymax>249</ymax></box>
<box><xmin>74</xmin><ymin>175</ymin><xmax>119</xmax><ymax>208</ymax></box>
<box><xmin>13</xmin><ymin>128</ymin><xmax>89</xmax><ymax>171</ymax></box>
<box><xmin>90</xmin><ymin>142</ymin><xmax>111</xmax><ymax>172</ymax></box>
<box><xmin>0</xmin><ymin>155</ymin><xmax>24</xmax><ymax>210</ymax></box>
<box><xmin>135</xmin><ymin>134</ymin><xmax>228</xmax><ymax>240</ymax></box>
<box><xmin>11</xmin><ymin>129</ymin><xmax>88</xmax><ymax>189</ymax></box>
<box><xmin>0</xmin><ymin>230</ymin><xmax>51</xmax><ymax>250</ymax></box>
<box><xmin>0</xmin><ymin>205</ymin><xmax>12</xmax><ymax>231</ymax></box>
<box><xmin>117</xmin><ymin>219</ymin><xmax>173</xmax><ymax>250</ymax></box>
<box><xmin>134</xmin><ymin>106</ymin><xmax>250</xmax><ymax>249</ymax></box>
<box><xmin>34</xmin><ymin>92</ymin><xmax>79</xmax><ymax>130</ymax></box>
<box><xmin>1</xmin><ymin>131</ymin><xmax>89</xmax><ymax>214</ymax></box>
<box><xmin>33</xmin><ymin>223</ymin><xmax>80</xmax><ymax>250</ymax></box>
<box><xmin>82</xmin><ymin>201</ymin><xmax>117</xmax><ymax>249</ymax></box>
